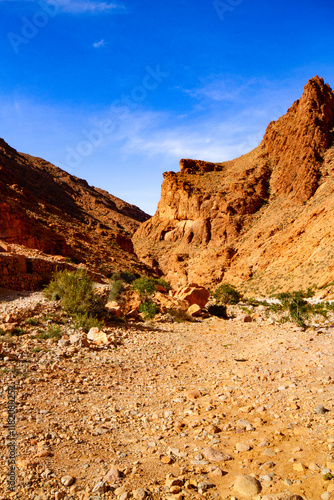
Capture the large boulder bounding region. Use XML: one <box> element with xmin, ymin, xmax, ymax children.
<box><xmin>176</xmin><ymin>284</ymin><xmax>210</xmax><ymax>308</ymax></box>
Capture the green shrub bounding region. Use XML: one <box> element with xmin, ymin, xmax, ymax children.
<box><xmin>156</xmin><ymin>278</ymin><xmax>171</xmax><ymax>291</ymax></box>
<box><xmin>12</xmin><ymin>327</ymin><xmax>26</xmax><ymax>336</ymax></box>
<box><xmin>74</xmin><ymin>314</ymin><xmax>104</xmax><ymax>332</ymax></box>
<box><xmin>110</xmin><ymin>271</ymin><xmax>138</xmax><ymax>283</ymax></box>
<box><xmin>43</xmin><ymin>269</ymin><xmax>97</xmax><ymax>315</ymax></box>
<box><xmin>213</xmin><ymin>283</ymin><xmax>241</xmax><ymax>305</ymax></box>
<box><xmin>37</xmin><ymin>325</ymin><xmax>62</xmax><ymax>340</ymax></box>
<box><xmin>109</xmin><ymin>280</ymin><xmax>124</xmax><ymax>301</ymax></box>
<box><xmin>131</xmin><ymin>277</ymin><xmax>158</xmax><ymax>298</ymax></box>
<box><xmin>276</xmin><ymin>291</ymin><xmax>310</xmax><ymax>327</ymax></box>
<box><xmin>139</xmin><ymin>300</ymin><xmax>160</xmax><ymax>320</ymax></box>
<box><xmin>32</xmin><ymin>347</ymin><xmax>42</xmax><ymax>353</ymax></box>
<box><xmin>26</xmin><ymin>318</ymin><xmax>40</xmax><ymax>326</ymax></box>
<box><xmin>0</xmin><ymin>328</ymin><xmax>6</xmax><ymax>336</ymax></box>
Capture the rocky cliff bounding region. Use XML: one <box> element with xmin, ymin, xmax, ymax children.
<box><xmin>133</xmin><ymin>76</ymin><xmax>334</xmax><ymax>294</ymax></box>
<box><xmin>0</xmin><ymin>139</ymin><xmax>151</xmax><ymax>277</ymax></box>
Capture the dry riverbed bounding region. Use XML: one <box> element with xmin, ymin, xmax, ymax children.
<box><xmin>1</xmin><ymin>290</ymin><xmax>334</xmax><ymax>500</ymax></box>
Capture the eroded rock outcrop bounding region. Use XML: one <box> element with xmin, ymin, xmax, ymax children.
<box><xmin>133</xmin><ymin>77</ymin><xmax>334</xmax><ymax>293</ymax></box>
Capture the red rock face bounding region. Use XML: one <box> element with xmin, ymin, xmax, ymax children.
<box><xmin>262</xmin><ymin>76</ymin><xmax>334</xmax><ymax>202</ymax></box>
<box><xmin>133</xmin><ymin>77</ymin><xmax>334</xmax><ymax>293</ymax></box>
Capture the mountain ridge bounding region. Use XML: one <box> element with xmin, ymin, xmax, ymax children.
<box><xmin>0</xmin><ymin>138</ymin><xmax>151</xmax><ymax>277</ymax></box>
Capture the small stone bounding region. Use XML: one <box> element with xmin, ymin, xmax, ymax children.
<box><xmin>185</xmin><ymin>389</ymin><xmax>201</xmax><ymax>400</ymax></box>
<box><xmin>202</xmin><ymin>446</ymin><xmax>233</xmax><ymax>462</ymax></box>
<box><xmin>161</xmin><ymin>456</ymin><xmax>173</xmax><ymax>464</ymax></box>
<box><xmin>115</xmin><ymin>486</ymin><xmax>127</xmax><ymax>496</ymax></box>
<box><xmin>284</xmin><ymin>478</ymin><xmax>293</xmax><ymax>486</ymax></box>
<box><xmin>198</xmin><ymin>481</ymin><xmax>215</xmax><ymax>493</ymax></box>
<box><xmin>236</xmin><ymin>442</ymin><xmax>251</xmax><ymax>452</ymax></box>
<box><xmin>321</xmin><ymin>493</ymin><xmax>331</xmax><ymax>500</ymax></box>
<box><xmin>233</xmin><ymin>475</ymin><xmax>262</xmax><ymax>496</ymax></box>
<box><xmin>308</xmin><ymin>462</ymin><xmax>321</xmax><ymax>471</ymax></box>
<box><xmin>165</xmin><ymin>476</ymin><xmax>183</xmax><ymax>488</ymax></box>
<box><xmin>206</xmin><ymin>424</ymin><xmax>221</xmax><ymax>434</ymax></box>
<box><xmin>293</xmin><ymin>462</ymin><xmax>306</xmax><ymax>472</ymax></box>
<box><xmin>187</xmin><ymin>304</ymin><xmax>202</xmax><ymax>317</ymax></box>
<box><xmin>133</xmin><ymin>488</ymin><xmax>147</xmax><ymax>499</ymax></box>
<box><xmin>209</xmin><ymin>467</ymin><xmax>224</xmax><ymax>476</ymax></box>
<box><xmin>258</xmin><ymin>439</ymin><xmax>270</xmax><ymax>447</ymax></box>
<box><xmin>103</xmin><ymin>466</ymin><xmax>121</xmax><ymax>483</ymax></box>
<box><xmin>61</xmin><ymin>475</ymin><xmax>75</xmax><ymax>487</ymax></box>
<box><xmin>87</xmin><ymin>327</ymin><xmax>109</xmax><ymax>345</ymax></box>
<box><xmin>263</xmin><ymin>448</ymin><xmax>276</xmax><ymax>457</ymax></box>
<box><xmin>316</xmin><ymin>404</ymin><xmax>328</xmax><ymax>414</ymax></box>
<box><xmin>55</xmin><ymin>493</ymin><xmax>66</xmax><ymax>500</ymax></box>
<box><xmin>260</xmin><ymin>474</ymin><xmax>273</xmax><ymax>482</ymax></box>
<box><xmin>237</xmin><ymin>418</ymin><xmax>252</xmax><ymax>428</ymax></box>
<box><xmin>92</xmin><ymin>481</ymin><xmax>106</xmax><ymax>494</ymax></box>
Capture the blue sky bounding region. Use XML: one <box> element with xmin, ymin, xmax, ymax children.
<box><xmin>0</xmin><ymin>0</ymin><xmax>334</xmax><ymax>214</ymax></box>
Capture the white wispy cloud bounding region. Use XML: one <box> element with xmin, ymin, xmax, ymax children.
<box><xmin>93</xmin><ymin>39</ymin><xmax>105</xmax><ymax>48</ymax></box>
<box><xmin>0</xmin><ymin>0</ymin><xmax>125</xmax><ymax>15</ymax></box>
<box><xmin>50</xmin><ymin>1</ymin><xmax>123</xmax><ymax>14</ymax></box>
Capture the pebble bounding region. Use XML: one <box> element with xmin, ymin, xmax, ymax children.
<box><xmin>132</xmin><ymin>488</ymin><xmax>147</xmax><ymax>499</ymax></box>
<box><xmin>316</xmin><ymin>404</ymin><xmax>328</xmax><ymax>414</ymax></box>
<box><xmin>202</xmin><ymin>446</ymin><xmax>233</xmax><ymax>462</ymax></box>
<box><xmin>233</xmin><ymin>474</ymin><xmax>262</xmax><ymax>496</ymax></box>
<box><xmin>321</xmin><ymin>493</ymin><xmax>331</xmax><ymax>500</ymax></box>
<box><xmin>91</xmin><ymin>481</ymin><xmax>107</xmax><ymax>494</ymax></box>
<box><xmin>61</xmin><ymin>475</ymin><xmax>75</xmax><ymax>487</ymax></box>
<box><xmin>236</xmin><ymin>442</ymin><xmax>251</xmax><ymax>452</ymax></box>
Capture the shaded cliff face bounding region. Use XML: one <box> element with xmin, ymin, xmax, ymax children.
<box><xmin>133</xmin><ymin>77</ymin><xmax>334</xmax><ymax>293</ymax></box>
<box><xmin>0</xmin><ymin>139</ymin><xmax>151</xmax><ymax>276</ymax></box>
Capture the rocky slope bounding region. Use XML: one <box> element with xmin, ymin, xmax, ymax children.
<box><xmin>0</xmin><ymin>139</ymin><xmax>151</xmax><ymax>277</ymax></box>
<box><xmin>133</xmin><ymin>76</ymin><xmax>334</xmax><ymax>295</ymax></box>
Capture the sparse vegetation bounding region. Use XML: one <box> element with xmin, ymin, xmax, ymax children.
<box><xmin>267</xmin><ymin>290</ymin><xmax>334</xmax><ymax>327</ymax></box>
<box><xmin>132</xmin><ymin>276</ymin><xmax>159</xmax><ymax>298</ymax></box>
<box><xmin>37</xmin><ymin>325</ymin><xmax>62</xmax><ymax>340</ymax></box>
<box><xmin>12</xmin><ymin>327</ymin><xmax>26</xmax><ymax>336</ymax></box>
<box><xmin>43</xmin><ymin>269</ymin><xmax>102</xmax><ymax>329</ymax></box>
<box><xmin>74</xmin><ymin>313</ymin><xmax>104</xmax><ymax>332</ymax></box>
<box><xmin>26</xmin><ymin>317</ymin><xmax>40</xmax><ymax>326</ymax></box>
<box><xmin>43</xmin><ymin>269</ymin><xmax>97</xmax><ymax>314</ymax></box>
<box><xmin>110</xmin><ymin>271</ymin><xmax>138</xmax><ymax>284</ymax></box>
<box><xmin>213</xmin><ymin>283</ymin><xmax>241</xmax><ymax>305</ymax></box>
<box><xmin>166</xmin><ymin>308</ymin><xmax>195</xmax><ymax>323</ymax></box>
<box><xmin>109</xmin><ymin>279</ymin><xmax>124</xmax><ymax>301</ymax></box>
<box><xmin>139</xmin><ymin>300</ymin><xmax>160</xmax><ymax>320</ymax></box>
<box><xmin>31</xmin><ymin>347</ymin><xmax>42</xmax><ymax>353</ymax></box>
